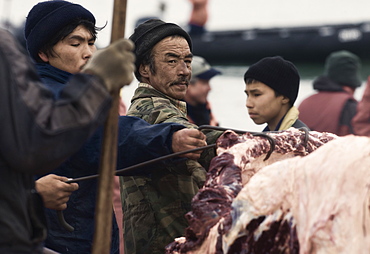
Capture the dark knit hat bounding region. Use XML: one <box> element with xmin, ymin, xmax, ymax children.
<box><xmin>324</xmin><ymin>50</ymin><xmax>362</xmax><ymax>88</ymax></box>
<box><xmin>244</xmin><ymin>56</ymin><xmax>300</xmax><ymax>105</ymax></box>
<box><xmin>25</xmin><ymin>0</ymin><xmax>95</xmax><ymax>60</ymax></box>
<box><xmin>129</xmin><ymin>19</ymin><xmax>192</xmax><ymax>77</ymax></box>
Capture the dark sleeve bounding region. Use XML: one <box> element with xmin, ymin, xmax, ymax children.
<box><xmin>340</xmin><ymin>99</ymin><xmax>358</xmax><ymax>133</ymax></box>
<box><xmin>0</xmin><ymin>29</ymin><xmax>112</xmax><ymax>175</ymax></box>
<box><xmin>116</xmin><ymin>116</ymin><xmax>185</xmax><ymax>171</ymax></box>
<box><xmin>292</xmin><ymin>119</ymin><xmax>310</xmax><ymax>130</ymax></box>
<box><xmin>58</xmin><ymin>116</ymin><xmax>185</xmax><ymax>177</ymax></box>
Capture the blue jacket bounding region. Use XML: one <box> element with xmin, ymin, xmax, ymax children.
<box><xmin>36</xmin><ymin>64</ymin><xmax>185</xmax><ymax>253</ymax></box>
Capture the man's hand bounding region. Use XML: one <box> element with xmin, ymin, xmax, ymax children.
<box><xmin>82</xmin><ymin>38</ymin><xmax>135</xmax><ymax>92</ymax></box>
<box><xmin>172</xmin><ymin>128</ymin><xmax>207</xmax><ymax>160</ymax></box>
<box><xmin>35</xmin><ymin>174</ymin><xmax>79</xmax><ymax>210</ymax></box>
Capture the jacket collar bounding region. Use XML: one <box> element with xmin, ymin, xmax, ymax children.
<box><xmin>136</xmin><ymin>83</ymin><xmax>187</xmax><ymax>114</ymax></box>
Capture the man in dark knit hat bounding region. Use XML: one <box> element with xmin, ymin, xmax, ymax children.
<box><xmin>25</xmin><ymin>0</ymin><xmax>99</xmax><ymax>96</ymax></box>
<box><xmin>121</xmin><ymin>19</ymin><xmax>221</xmax><ymax>254</ymax></box>
<box><xmin>0</xmin><ymin>23</ymin><xmax>137</xmax><ymax>254</ymax></box>
<box><xmin>244</xmin><ymin>56</ymin><xmax>308</xmax><ymax>131</ymax></box>
<box><xmin>24</xmin><ymin>3</ymin><xmax>207</xmax><ymax>254</ymax></box>
<box><xmin>24</xmin><ymin>1</ymin><xmax>129</xmax><ymax>253</ymax></box>
<box><xmin>299</xmin><ymin>50</ymin><xmax>362</xmax><ymax>136</ymax></box>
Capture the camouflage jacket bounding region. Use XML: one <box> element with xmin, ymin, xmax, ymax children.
<box><xmin>121</xmin><ymin>83</ymin><xmax>219</xmax><ymax>254</ymax></box>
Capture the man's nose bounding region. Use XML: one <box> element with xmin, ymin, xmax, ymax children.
<box><xmin>246</xmin><ymin>97</ymin><xmax>253</xmax><ymax>108</ymax></box>
<box><xmin>178</xmin><ymin>61</ymin><xmax>191</xmax><ymax>75</ymax></box>
<box><xmin>83</xmin><ymin>45</ymin><xmax>95</xmax><ymax>59</ymax></box>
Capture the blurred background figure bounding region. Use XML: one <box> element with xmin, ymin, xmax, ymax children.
<box><xmin>187</xmin><ymin>0</ymin><xmax>208</xmax><ymax>35</ymax></box>
<box><xmin>352</xmin><ymin>77</ymin><xmax>370</xmax><ymax>136</ymax></box>
<box><xmin>185</xmin><ymin>55</ymin><xmax>221</xmax><ymax>126</ymax></box>
<box><xmin>298</xmin><ymin>50</ymin><xmax>362</xmax><ymax>136</ymax></box>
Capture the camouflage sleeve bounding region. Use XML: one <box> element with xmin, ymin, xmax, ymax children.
<box><xmin>128</xmin><ymin>96</ymin><xmax>197</xmax><ymax>128</ymax></box>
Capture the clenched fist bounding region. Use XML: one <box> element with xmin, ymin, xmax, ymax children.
<box><xmin>82</xmin><ymin>38</ymin><xmax>136</xmax><ymax>92</ymax></box>
<box><xmin>36</xmin><ymin>174</ymin><xmax>79</xmax><ymax>210</ymax></box>
<box><xmin>172</xmin><ymin>128</ymin><xmax>207</xmax><ymax>160</ymax></box>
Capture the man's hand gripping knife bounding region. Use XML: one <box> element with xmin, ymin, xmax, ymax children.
<box><xmin>172</xmin><ymin>129</ymin><xmax>207</xmax><ymax>160</ymax></box>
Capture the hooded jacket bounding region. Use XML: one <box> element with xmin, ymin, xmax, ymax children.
<box><xmin>298</xmin><ymin>76</ymin><xmax>357</xmax><ymax>136</ymax></box>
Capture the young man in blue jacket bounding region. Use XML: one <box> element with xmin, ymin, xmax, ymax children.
<box><xmin>0</xmin><ymin>27</ymin><xmax>135</xmax><ymax>253</ymax></box>
<box><xmin>25</xmin><ymin>1</ymin><xmax>207</xmax><ymax>253</ymax></box>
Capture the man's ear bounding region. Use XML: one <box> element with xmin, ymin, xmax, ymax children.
<box><xmin>139</xmin><ymin>64</ymin><xmax>150</xmax><ymax>78</ymax></box>
<box><xmin>38</xmin><ymin>51</ymin><xmax>49</xmax><ymax>62</ymax></box>
<box><xmin>281</xmin><ymin>96</ymin><xmax>290</xmax><ymax>105</ymax></box>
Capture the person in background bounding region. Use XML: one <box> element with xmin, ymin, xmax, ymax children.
<box><xmin>184</xmin><ymin>55</ymin><xmax>221</xmax><ymax>126</ymax></box>
<box><xmin>298</xmin><ymin>50</ymin><xmax>362</xmax><ymax>136</ymax></box>
<box><xmin>244</xmin><ymin>56</ymin><xmax>308</xmax><ymax>131</ymax></box>
<box><xmin>352</xmin><ymin>78</ymin><xmax>370</xmax><ymax>136</ymax></box>
<box><xmin>122</xmin><ymin>18</ymin><xmax>221</xmax><ymax>254</ymax></box>
<box><xmin>25</xmin><ymin>2</ymin><xmax>206</xmax><ymax>253</ymax></box>
<box><xmin>0</xmin><ymin>27</ymin><xmax>133</xmax><ymax>254</ymax></box>
<box><xmin>187</xmin><ymin>0</ymin><xmax>209</xmax><ymax>35</ymax></box>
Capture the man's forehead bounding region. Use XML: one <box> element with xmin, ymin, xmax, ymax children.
<box><xmin>66</xmin><ymin>25</ymin><xmax>95</xmax><ymax>40</ymax></box>
<box><xmin>245</xmin><ymin>81</ymin><xmax>270</xmax><ymax>91</ymax></box>
<box><xmin>153</xmin><ymin>37</ymin><xmax>191</xmax><ymax>53</ymax></box>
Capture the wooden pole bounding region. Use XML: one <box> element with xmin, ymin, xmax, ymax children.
<box><xmin>92</xmin><ymin>0</ymin><xmax>127</xmax><ymax>253</ymax></box>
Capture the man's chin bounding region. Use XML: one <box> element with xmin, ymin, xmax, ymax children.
<box><xmin>171</xmin><ymin>92</ymin><xmax>186</xmax><ymax>100</ymax></box>
<box><xmin>251</xmin><ymin>119</ymin><xmax>264</xmax><ymax>125</ymax></box>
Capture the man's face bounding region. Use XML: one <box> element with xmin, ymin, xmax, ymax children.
<box><xmin>39</xmin><ymin>25</ymin><xmax>97</xmax><ymax>74</ymax></box>
<box><xmin>187</xmin><ymin>78</ymin><xmax>211</xmax><ymax>104</ymax></box>
<box><xmin>245</xmin><ymin>81</ymin><xmax>287</xmax><ymax>128</ymax></box>
<box><xmin>142</xmin><ymin>36</ymin><xmax>192</xmax><ymax>100</ymax></box>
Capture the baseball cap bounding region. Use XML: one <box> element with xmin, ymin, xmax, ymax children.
<box><xmin>191</xmin><ymin>56</ymin><xmax>221</xmax><ymax>80</ymax></box>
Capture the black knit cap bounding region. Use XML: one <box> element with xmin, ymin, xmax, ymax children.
<box><xmin>129</xmin><ymin>19</ymin><xmax>192</xmax><ymax>78</ymax></box>
<box><xmin>244</xmin><ymin>56</ymin><xmax>300</xmax><ymax>105</ymax></box>
<box><xmin>25</xmin><ymin>0</ymin><xmax>95</xmax><ymax>61</ymax></box>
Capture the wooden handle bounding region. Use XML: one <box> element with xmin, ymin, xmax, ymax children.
<box><xmin>92</xmin><ymin>0</ymin><xmax>127</xmax><ymax>253</ymax></box>
<box><xmin>110</xmin><ymin>0</ymin><xmax>127</xmax><ymax>42</ymax></box>
<box><xmin>92</xmin><ymin>92</ymin><xmax>120</xmax><ymax>254</ymax></box>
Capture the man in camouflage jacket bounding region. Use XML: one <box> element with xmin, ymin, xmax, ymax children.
<box><xmin>120</xmin><ymin>19</ymin><xmax>220</xmax><ymax>254</ymax></box>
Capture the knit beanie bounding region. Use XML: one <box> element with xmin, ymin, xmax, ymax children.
<box><xmin>244</xmin><ymin>56</ymin><xmax>300</xmax><ymax>105</ymax></box>
<box><xmin>129</xmin><ymin>19</ymin><xmax>192</xmax><ymax>78</ymax></box>
<box><xmin>324</xmin><ymin>50</ymin><xmax>362</xmax><ymax>88</ymax></box>
<box><xmin>25</xmin><ymin>0</ymin><xmax>95</xmax><ymax>61</ymax></box>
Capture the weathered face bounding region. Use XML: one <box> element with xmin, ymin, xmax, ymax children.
<box><xmin>38</xmin><ymin>25</ymin><xmax>96</xmax><ymax>74</ymax></box>
<box><xmin>245</xmin><ymin>81</ymin><xmax>288</xmax><ymax>129</ymax></box>
<box><xmin>140</xmin><ymin>36</ymin><xmax>192</xmax><ymax>100</ymax></box>
<box><xmin>187</xmin><ymin>78</ymin><xmax>211</xmax><ymax>104</ymax></box>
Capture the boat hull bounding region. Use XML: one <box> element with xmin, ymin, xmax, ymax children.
<box><xmin>190</xmin><ymin>22</ymin><xmax>370</xmax><ymax>65</ymax></box>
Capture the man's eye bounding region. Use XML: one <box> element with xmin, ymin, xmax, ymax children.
<box><xmin>88</xmin><ymin>42</ymin><xmax>95</xmax><ymax>46</ymax></box>
<box><xmin>71</xmin><ymin>44</ymin><xmax>79</xmax><ymax>47</ymax></box>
